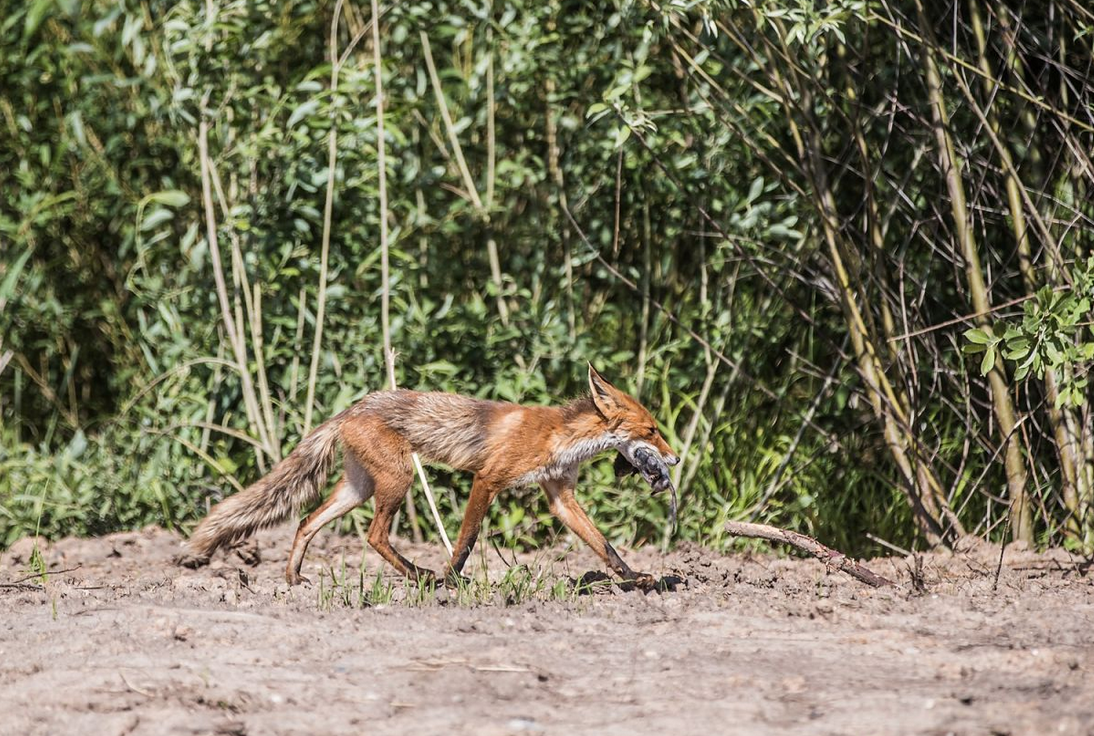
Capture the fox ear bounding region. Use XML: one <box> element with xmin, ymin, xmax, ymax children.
<box><xmin>588</xmin><ymin>363</ymin><xmax>624</xmax><ymax>417</ymax></box>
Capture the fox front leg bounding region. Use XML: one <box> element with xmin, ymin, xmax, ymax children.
<box><xmin>540</xmin><ymin>479</ymin><xmax>656</xmax><ymax>590</ymax></box>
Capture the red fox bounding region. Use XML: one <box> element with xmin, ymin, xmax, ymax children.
<box><xmin>183</xmin><ymin>364</ymin><xmax>679</xmax><ymax>589</ymax></box>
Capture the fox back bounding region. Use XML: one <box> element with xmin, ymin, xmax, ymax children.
<box><xmin>358</xmin><ymin>390</ymin><xmax>507</xmax><ymax>472</ymax></box>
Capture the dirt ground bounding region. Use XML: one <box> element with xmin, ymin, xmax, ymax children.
<box><xmin>1</xmin><ymin>526</ymin><xmax>1092</xmax><ymax>736</ymax></box>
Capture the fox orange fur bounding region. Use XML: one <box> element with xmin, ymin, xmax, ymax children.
<box><xmin>184</xmin><ymin>365</ymin><xmax>679</xmax><ymax>589</ymax></box>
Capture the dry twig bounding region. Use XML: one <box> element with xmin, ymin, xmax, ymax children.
<box><xmin>725</xmin><ymin>521</ymin><xmax>894</xmax><ymax>588</ymax></box>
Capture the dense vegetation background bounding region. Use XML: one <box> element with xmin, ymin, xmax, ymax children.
<box><xmin>2</xmin><ymin>0</ymin><xmax>1092</xmax><ymax>557</ymax></box>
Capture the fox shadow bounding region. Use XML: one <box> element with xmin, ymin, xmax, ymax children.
<box><xmin>572</xmin><ymin>570</ymin><xmax>685</xmax><ymax>595</ymax></box>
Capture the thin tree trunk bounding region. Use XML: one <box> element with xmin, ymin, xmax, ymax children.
<box><xmin>916</xmin><ymin>0</ymin><xmax>1031</xmax><ymax>543</ymax></box>
<box><xmin>304</xmin><ymin>1</ymin><xmax>345</xmax><ymax>435</ymax></box>
<box><xmin>969</xmin><ymin>0</ymin><xmax>1083</xmax><ymax>541</ymax></box>
<box><xmin>545</xmin><ymin>73</ymin><xmax>575</xmax><ymax>343</ymax></box>
<box><xmin>635</xmin><ymin>199</ymin><xmax>653</xmax><ymax>399</ymax></box>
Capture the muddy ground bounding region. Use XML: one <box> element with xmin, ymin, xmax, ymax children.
<box><xmin>1</xmin><ymin>526</ymin><xmax>1092</xmax><ymax>736</ymax></box>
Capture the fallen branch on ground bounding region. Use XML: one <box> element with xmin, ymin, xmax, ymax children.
<box><xmin>725</xmin><ymin>521</ymin><xmax>894</xmax><ymax>588</ymax></box>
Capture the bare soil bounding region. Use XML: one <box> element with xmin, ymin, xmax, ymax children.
<box><xmin>2</xmin><ymin>526</ymin><xmax>1092</xmax><ymax>736</ymax></box>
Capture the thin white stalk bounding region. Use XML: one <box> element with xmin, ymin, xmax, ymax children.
<box><xmin>199</xmin><ymin>338</ymin><xmax>226</xmax><ymax>453</ymax></box>
<box><xmin>198</xmin><ymin>96</ymin><xmax>271</xmax><ymax>468</ymax></box>
<box><xmin>419</xmin><ymin>30</ymin><xmax>483</xmax><ymax>211</ymax></box>
<box><xmin>288</xmin><ymin>286</ymin><xmax>307</xmax><ymax>404</ymax></box>
<box><xmin>671</xmin><ymin>356</ymin><xmax>718</xmax><ymax>490</ymax></box>
<box><xmin>375</xmin><ymin>4</ymin><xmax>452</xmax><ymax>556</ymax></box>
<box><xmin>373</xmin><ymin>0</ymin><xmax>391</xmax><ymax>366</ymax></box>
<box><xmin>210</xmin><ymin>164</ymin><xmax>279</xmax><ymax>459</ymax></box>
<box><xmin>250</xmin><ymin>283</ymin><xmax>279</xmax><ymax>447</ymax></box>
<box><xmin>420</xmin><ymin>30</ymin><xmax>510</xmax><ymax>327</ymax></box>
<box><xmin>385</xmin><ymin>349</ymin><xmax>453</xmax><ymax>555</ymax></box>
<box><xmin>485</xmin><ymin>27</ymin><xmax>496</xmax><ymax>209</ymax></box>
<box><xmin>661</xmin><ymin>353</ymin><xmax>718</xmax><ymax>549</ymax></box>
<box><xmin>303</xmin><ymin>0</ymin><xmax>344</xmax><ymax>435</ymax></box>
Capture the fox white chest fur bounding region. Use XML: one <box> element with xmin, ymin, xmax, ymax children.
<box><xmin>515</xmin><ymin>432</ymin><xmax>622</xmax><ymax>486</ymax></box>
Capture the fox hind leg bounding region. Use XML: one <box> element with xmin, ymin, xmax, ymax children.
<box><xmin>366</xmin><ymin>467</ymin><xmax>437</xmax><ymax>584</ymax></box>
<box><xmin>285</xmin><ymin>451</ymin><xmax>375</xmax><ymax>585</ymax></box>
<box><xmin>341</xmin><ymin>416</ymin><xmax>437</xmax><ymax>584</ymax></box>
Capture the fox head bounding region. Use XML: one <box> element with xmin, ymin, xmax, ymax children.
<box><xmin>587</xmin><ymin>364</ymin><xmax>680</xmax><ymax>471</ymax></box>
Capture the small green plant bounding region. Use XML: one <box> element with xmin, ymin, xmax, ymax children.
<box><xmin>401</xmin><ymin>576</ymin><xmax>436</xmax><ymax>608</ymax></box>
<box><xmin>451</xmin><ymin>568</ymin><xmax>493</xmax><ymax>607</ymax></box>
<box><xmin>315</xmin><ymin>555</ymin><xmax>402</xmax><ymax>611</ymax></box>
<box><xmin>549</xmin><ymin>578</ymin><xmax>574</xmax><ymax>602</ymax></box>
<box><xmin>28</xmin><ymin>543</ymin><xmax>47</xmax><ymax>583</ymax></box>
<box><xmin>365</xmin><ymin>568</ymin><xmax>395</xmax><ymax>607</ymax></box>
<box><xmin>20</xmin><ymin>482</ymin><xmax>60</xmax><ymax>620</ymax></box>
<box><xmin>25</xmin><ymin>543</ymin><xmax>58</xmax><ymax>620</ymax></box>
<box><xmin>316</xmin><ymin>568</ymin><xmax>333</xmax><ymax>612</ymax></box>
<box><xmin>496</xmin><ymin>564</ymin><xmax>548</xmax><ymax>606</ymax></box>
<box><xmin>571</xmin><ymin>572</ymin><xmax>616</xmax><ymax>597</ymax></box>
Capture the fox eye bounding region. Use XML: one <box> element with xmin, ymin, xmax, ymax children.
<box><xmin>646</xmin><ymin>426</ymin><xmax>658</xmax><ymax>438</ymax></box>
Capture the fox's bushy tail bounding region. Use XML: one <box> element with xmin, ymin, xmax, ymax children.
<box><xmin>187</xmin><ymin>414</ymin><xmax>344</xmax><ymax>559</ymax></box>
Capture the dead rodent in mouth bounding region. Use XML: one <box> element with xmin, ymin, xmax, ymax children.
<box><xmin>614</xmin><ymin>448</ymin><xmax>678</xmax><ymax>529</ymax></box>
<box><xmin>613</xmin><ymin>447</ymin><xmax>673</xmax><ymax>494</ymax></box>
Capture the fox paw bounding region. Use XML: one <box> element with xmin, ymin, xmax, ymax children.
<box><xmin>441</xmin><ymin>570</ymin><xmax>472</xmax><ymax>589</ymax></box>
<box><xmin>401</xmin><ymin>567</ymin><xmax>440</xmax><ymax>587</ymax></box>
<box><xmin>231</xmin><ymin>541</ymin><xmax>261</xmax><ymax>567</ymax></box>
<box><xmin>285</xmin><ymin>571</ymin><xmax>311</xmax><ymax>586</ymax></box>
<box><xmin>622</xmin><ymin>572</ymin><xmax>684</xmax><ymax>593</ymax></box>
<box><xmin>174</xmin><ymin>552</ymin><xmax>210</xmax><ymax>569</ymax></box>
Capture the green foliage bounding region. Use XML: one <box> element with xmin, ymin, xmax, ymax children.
<box><xmin>4</xmin><ymin>0</ymin><xmax>1092</xmax><ymax>558</ymax></box>
<box><xmin>968</xmin><ymin>263</ymin><xmax>1094</xmax><ymax>408</ymax></box>
<box><xmin>2</xmin><ymin>0</ymin><xmax>841</xmax><ymax>553</ymax></box>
